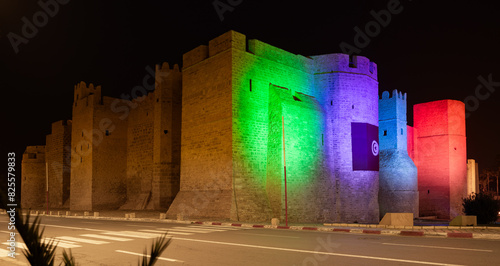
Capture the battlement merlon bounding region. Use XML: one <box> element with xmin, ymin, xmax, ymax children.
<box><xmin>22</xmin><ymin>145</ymin><xmax>46</xmax><ymax>161</ymax></box>
<box><xmin>379</xmin><ymin>89</ymin><xmax>408</xmax><ymax>122</ymax></box>
<box><xmin>155</xmin><ymin>62</ymin><xmax>181</xmax><ymax>88</ymax></box>
<box><xmin>182</xmin><ymin>30</ymin><xmax>313</xmax><ymax>71</ymax></box>
<box><xmin>73</xmin><ymin>81</ymin><xmax>102</xmax><ymax>106</ymax></box>
<box><xmin>50</xmin><ymin>119</ymin><xmax>72</xmax><ymax>129</ymax></box>
<box><xmin>183</xmin><ymin>30</ymin><xmax>245</xmax><ymax>69</ymax></box>
<box><xmin>380</xmin><ymin>89</ymin><xmax>407</xmax><ymax>100</ymax></box>
<box><xmin>310</xmin><ymin>53</ymin><xmax>378</xmax><ymax>81</ymax></box>
<box><xmin>46</xmin><ymin>120</ymin><xmax>72</xmax><ymax>136</ymax></box>
<box><xmin>155</xmin><ymin>62</ymin><xmax>180</xmax><ymax>73</ymax></box>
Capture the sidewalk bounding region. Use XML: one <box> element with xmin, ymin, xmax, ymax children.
<box><xmin>7</xmin><ymin>209</ymin><xmax>500</xmax><ymax>240</ymax></box>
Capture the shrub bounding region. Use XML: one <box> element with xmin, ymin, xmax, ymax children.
<box><xmin>462</xmin><ymin>193</ymin><xmax>500</xmax><ymax>224</ymax></box>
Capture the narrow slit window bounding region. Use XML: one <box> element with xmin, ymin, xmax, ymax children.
<box><xmin>349</xmin><ymin>55</ymin><xmax>357</xmax><ymax>68</ymax></box>
<box><xmin>249</xmin><ymin>79</ymin><xmax>252</xmax><ymax>92</ymax></box>
<box><xmin>383</xmin><ymin>130</ymin><xmax>387</xmax><ymax>136</ymax></box>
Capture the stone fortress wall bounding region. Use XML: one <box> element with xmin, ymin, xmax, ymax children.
<box><xmin>21</xmin><ymin>30</ymin><xmax>469</xmax><ymax>222</ymax></box>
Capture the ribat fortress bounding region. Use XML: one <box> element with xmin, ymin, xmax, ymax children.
<box><xmin>21</xmin><ymin>31</ymin><xmax>474</xmax><ymax>223</ymax></box>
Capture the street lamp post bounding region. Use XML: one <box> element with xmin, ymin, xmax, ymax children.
<box><xmin>282</xmin><ymin>116</ymin><xmax>288</xmax><ymax>227</ymax></box>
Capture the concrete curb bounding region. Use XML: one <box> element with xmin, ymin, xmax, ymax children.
<box><xmin>9</xmin><ymin>213</ymin><xmax>500</xmax><ymax>240</ymax></box>
<box><xmin>189</xmin><ymin>220</ymin><xmax>500</xmax><ymax>240</ymax></box>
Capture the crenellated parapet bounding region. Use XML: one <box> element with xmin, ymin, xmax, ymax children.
<box><xmin>73</xmin><ymin>81</ymin><xmax>102</xmax><ymax>107</ymax></box>
<box><xmin>182</xmin><ymin>30</ymin><xmax>313</xmax><ymax>72</ymax></box>
<box><xmin>380</xmin><ymin>89</ymin><xmax>407</xmax><ymax>100</ymax></box>
<box><xmin>155</xmin><ymin>62</ymin><xmax>180</xmax><ymax>73</ymax></box>
<box><xmin>379</xmin><ymin>89</ymin><xmax>407</xmax><ymax>122</ymax></box>
<box><xmin>311</xmin><ymin>53</ymin><xmax>378</xmax><ymax>81</ymax></box>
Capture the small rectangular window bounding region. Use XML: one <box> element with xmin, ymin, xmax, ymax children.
<box><xmin>383</xmin><ymin>130</ymin><xmax>387</xmax><ymax>136</ymax></box>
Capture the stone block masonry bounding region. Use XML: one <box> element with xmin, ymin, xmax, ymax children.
<box><xmin>21</xmin><ymin>30</ymin><xmax>469</xmax><ymax>223</ymax></box>
<box><xmin>70</xmin><ymin>82</ymin><xmax>128</xmax><ymax>210</ymax></box>
<box><xmin>167</xmin><ymin>31</ymin><xmax>380</xmax><ymax>223</ymax></box>
<box><xmin>45</xmin><ymin>120</ymin><xmax>72</xmax><ymax>208</ymax></box>
<box><xmin>22</xmin><ymin>63</ymin><xmax>182</xmax><ymax>213</ymax></box>
<box><xmin>412</xmin><ymin>100</ymin><xmax>467</xmax><ymax>219</ymax></box>
<box><xmin>21</xmin><ymin>146</ymin><xmax>46</xmax><ymax>208</ymax></box>
<box><xmin>378</xmin><ymin>90</ymin><xmax>418</xmax><ymax>218</ymax></box>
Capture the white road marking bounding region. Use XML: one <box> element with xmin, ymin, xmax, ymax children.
<box><xmin>125</xmin><ymin>224</ymin><xmax>156</xmax><ymax>228</ymax></box>
<box><xmin>80</xmin><ymin>234</ymin><xmax>133</xmax><ymax>242</ymax></box>
<box><xmin>0</xmin><ymin>248</ymin><xmax>18</xmax><ymax>258</ymax></box>
<box><xmin>55</xmin><ymin>236</ymin><xmax>109</xmax><ymax>245</ymax></box>
<box><xmin>40</xmin><ymin>224</ymin><xmax>106</xmax><ymax>232</ymax></box>
<box><xmin>42</xmin><ymin>239</ymin><xmax>82</xmax><ymax>249</ymax></box>
<box><xmin>104</xmin><ymin>231</ymin><xmax>161</xmax><ymax>239</ymax></box>
<box><xmin>172</xmin><ymin>226</ymin><xmax>228</xmax><ymax>233</ymax></box>
<box><xmin>189</xmin><ymin>225</ymin><xmax>246</xmax><ymax>230</ymax></box>
<box><xmin>163</xmin><ymin>228</ymin><xmax>211</xmax><ymax>233</ymax></box>
<box><xmin>2</xmin><ymin>240</ymin><xmax>78</xmax><ymax>250</ymax></box>
<box><xmin>235</xmin><ymin>232</ymin><xmax>301</xmax><ymax>239</ymax></box>
<box><xmin>2</xmin><ymin>242</ymin><xmax>27</xmax><ymax>250</ymax></box>
<box><xmin>381</xmin><ymin>243</ymin><xmax>493</xmax><ymax>252</ymax></box>
<box><xmin>116</xmin><ymin>250</ymin><xmax>182</xmax><ymax>263</ymax></box>
<box><xmin>139</xmin><ymin>229</ymin><xmax>193</xmax><ymax>236</ymax></box>
<box><xmin>172</xmin><ymin>237</ymin><xmax>464</xmax><ymax>266</ymax></box>
<box><xmin>175</xmin><ymin>226</ymin><xmax>227</xmax><ymax>231</ymax></box>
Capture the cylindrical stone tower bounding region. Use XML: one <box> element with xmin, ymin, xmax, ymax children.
<box><xmin>378</xmin><ymin>90</ymin><xmax>419</xmax><ymax>219</ymax></box>
<box><xmin>313</xmin><ymin>54</ymin><xmax>380</xmax><ymax>223</ymax></box>
<box><xmin>413</xmin><ymin>100</ymin><xmax>467</xmax><ymax>219</ymax></box>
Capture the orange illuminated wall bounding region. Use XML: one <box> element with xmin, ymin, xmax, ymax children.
<box><xmin>412</xmin><ymin>100</ymin><xmax>467</xmax><ymax>219</ymax></box>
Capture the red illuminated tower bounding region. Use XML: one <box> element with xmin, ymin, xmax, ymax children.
<box><xmin>413</xmin><ymin>100</ymin><xmax>467</xmax><ymax>219</ymax></box>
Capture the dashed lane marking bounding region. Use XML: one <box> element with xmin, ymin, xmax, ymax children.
<box><xmin>103</xmin><ymin>231</ymin><xmax>162</xmax><ymax>239</ymax></box>
<box><xmin>80</xmin><ymin>234</ymin><xmax>133</xmax><ymax>242</ymax></box>
<box><xmin>116</xmin><ymin>250</ymin><xmax>183</xmax><ymax>263</ymax></box>
<box><xmin>381</xmin><ymin>243</ymin><xmax>493</xmax><ymax>252</ymax></box>
<box><xmin>55</xmin><ymin>236</ymin><xmax>109</xmax><ymax>245</ymax></box>
<box><xmin>139</xmin><ymin>229</ymin><xmax>193</xmax><ymax>236</ymax></box>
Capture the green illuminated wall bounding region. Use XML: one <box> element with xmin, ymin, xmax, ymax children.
<box><xmin>232</xmin><ymin>34</ymin><xmax>335</xmax><ymax>222</ymax></box>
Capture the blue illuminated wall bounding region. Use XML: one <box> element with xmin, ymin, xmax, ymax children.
<box><xmin>378</xmin><ymin>90</ymin><xmax>419</xmax><ymax>218</ymax></box>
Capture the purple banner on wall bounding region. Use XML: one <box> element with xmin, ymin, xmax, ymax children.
<box><xmin>351</xmin><ymin>122</ymin><xmax>379</xmax><ymax>171</ymax></box>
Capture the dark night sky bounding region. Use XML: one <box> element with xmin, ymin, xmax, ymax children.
<box><xmin>1</xmin><ymin>0</ymin><xmax>499</xmax><ymax>173</ymax></box>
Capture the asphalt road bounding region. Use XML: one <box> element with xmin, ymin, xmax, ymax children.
<box><xmin>1</xmin><ymin>215</ymin><xmax>499</xmax><ymax>265</ymax></box>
